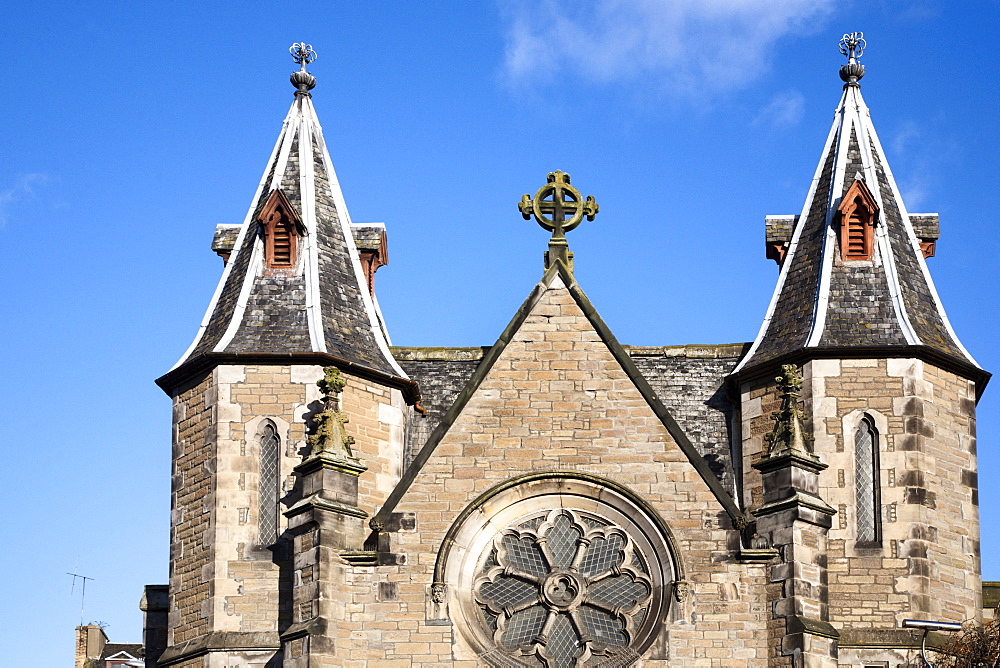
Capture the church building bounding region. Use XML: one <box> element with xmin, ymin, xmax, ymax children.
<box><xmin>142</xmin><ymin>36</ymin><xmax>990</xmax><ymax>666</ymax></box>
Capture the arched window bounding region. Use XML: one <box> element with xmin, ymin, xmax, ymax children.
<box><xmin>256</xmin><ymin>189</ymin><xmax>301</xmax><ymax>269</ymax></box>
<box><xmin>854</xmin><ymin>415</ymin><xmax>880</xmax><ymax>545</ymax></box>
<box><xmin>258</xmin><ymin>420</ymin><xmax>281</xmax><ymax>546</ymax></box>
<box><xmin>837</xmin><ymin>178</ymin><xmax>879</xmax><ymax>262</ymax></box>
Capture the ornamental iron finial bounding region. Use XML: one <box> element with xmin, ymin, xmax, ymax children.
<box><xmin>838</xmin><ymin>32</ymin><xmax>866</xmax><ymax>86</ymax></box>
<box><xmin>763</xmin><ymin>364</ymin><xmax>814</xmax><ymax>458</ymax></box>
<box><xmin>289</xmin><ymin>42</ymin><xmax>318</xmax><ymax>94</ymax></box>
<box><xmin>519</xmin><ymin>171</ymin><xmax>598</xmax><ymax>269</ymax></box>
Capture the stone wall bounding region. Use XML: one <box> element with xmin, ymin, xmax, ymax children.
<box><xmin>335</xmin><ymin>278</ymin><xmax>770</xmax><ymax>665</ymax></box>
<box><xmin>807</xmin><ymin>358</ymin><xmax>980</xmax><ymax>627</ymax></box>
<box><xmin>740</xmin><ymin>357</ymin><xmax>980</xmax><ymax>665</ymax></box>
<box><xmin>170</xmin><ymin>372</ymin><xmax>215</xmax><ymax>644</ymax></box>
<box><xmin>164</xmin><ymin>363</ymin><xmax>405</xmax><ymax>665</ymax></box>
<box><xmin>397</xmin><ymin>344</ymin><xmax>744</xmax><ymax>496</ymax></box>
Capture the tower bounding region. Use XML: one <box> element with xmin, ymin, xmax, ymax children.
<box><xmin>732</xmin><ymin>33</ymin><xmax>990</xmax><ymax>666</ymax></box>
<box><xmin>143</xmin><ymin>35</ymin><xmax>991</xmax><ymax>667</ymax></box>
<box><xmin>153</xmin><ymin>44</ymin><xmax>417</xmax><ymax>667</ymax></box>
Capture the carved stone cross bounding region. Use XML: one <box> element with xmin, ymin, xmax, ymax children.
<box><xmin>519</xmin><ymin>170</ymin><xmax>598</xmax><ymax>239</ymax></box>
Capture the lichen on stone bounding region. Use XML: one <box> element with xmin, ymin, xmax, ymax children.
<box><xmin>307</xmin><ymin>367</ymin><xmax>355</xmax><ymax>458</ymax></box>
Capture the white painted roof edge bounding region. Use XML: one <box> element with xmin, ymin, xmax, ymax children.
<box><xmin>213</xmin><ymin>101</ymin><xmax>302</xmax><ymax>354</ymax></box>
<box><xmin>850</xmin><ymin>88</ymin><xmax>921</xmax><ymax>347</ymax></box>
<box><xmin>732</xmin><ymin>91</ymin><xmax>847</xmax><ymax>375</ymax></box>
<box><xmin>295</xmin><ymin>109</ymin><xmax>328</xmax><ymax>353</ymax></box>
<box><xmin>307</xmin><ymin>98</ymin><xmax>408</xmax><ymax>378</ymax></box>
<box><xmin>864</xmin><ymin>105</ymin><xmax>982</xmax><ymax>368</ymax></box>
<box><xmin>167</xmin><ymin>99</ymin><xmax>296</xmax><ymax>371</ymax></box>
<box><xmin>805</xmin><ymin>99</ymin><xmax>853</xmax><ymax>348</ymax></box>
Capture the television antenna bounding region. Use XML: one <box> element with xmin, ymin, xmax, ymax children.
<box><xmin>67</xmin><ymin>562</ymin><xmax>95</xmax><ymax>626</ymax></box>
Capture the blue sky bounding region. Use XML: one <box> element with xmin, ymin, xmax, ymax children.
<box><xmin>2</xmin><ymin>2</ymin><xmax>997</xmax><ymax>663</ymax></box>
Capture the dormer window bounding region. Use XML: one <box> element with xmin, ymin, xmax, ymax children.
<box><xmin>256</xmin><ymin>189</ymin><xmax>304</xmax><ymax>269</ymax></box>
<box><xmin>836</xmin><ymin>178</ymin><xmax>879</xmax><ymax>261</ymax></box>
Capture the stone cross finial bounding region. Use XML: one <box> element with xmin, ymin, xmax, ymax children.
<box><xmin>519</xmin><ymin>170</ymin><xmax>598</xmax><ymax>238</ymax></box>
<box><xmin>519</xmin><ymin>171</ymin><xmax>598</xmax><ymax>269</ymax></box>
<box><xmin>307</xmin><ymin>367</ymin><xmax>354</xmax><ymax>459</ymax></box>
<box><xmin>764</xmin><ymin>364</ymin><xmax>814</xmax><ymax>457</ymax></box>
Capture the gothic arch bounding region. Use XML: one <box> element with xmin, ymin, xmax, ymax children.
<box><xmin>245</xmin><ymin>415</ymin><xmax>291</xmax><ymax>547</ymax></box>
<box><xmin>841</xmin><ymin>409</ymin><xmax>887</xmax><ymax>547</ymax></box>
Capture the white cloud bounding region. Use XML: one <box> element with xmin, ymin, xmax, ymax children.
<box><xmin>754</xmin><ymin>90</ymin><xmax>805</xmax><ymax>127</ymax></box>
<box><xmin>500</xmin><ymin>0</ymin><xmax>834</xmax><ymax>100</ymax></box>
<box><xmin>892</xmin><ymin>121</ymin><xmax>922</xmax><ymax>155</ymax></box>
<box><xmin>0</xmin><ymin>173</ymin><xmax>48</xmax><ymax>226</ymax></box>
<box><xmin>889</xmin><ymin>121</ymin><xmax>941</xmax><ymax>210</ymax></box>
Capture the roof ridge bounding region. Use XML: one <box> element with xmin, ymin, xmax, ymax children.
<box><xmin>371</xmin><ymin>260</ymin><xmax>743</xmax><ymax>530</ymax></box>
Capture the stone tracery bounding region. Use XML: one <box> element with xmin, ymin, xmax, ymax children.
<box><xmin>473</xmin><ymin>509</ymin><xmax>653</xmax><ymax>667</ymax></box>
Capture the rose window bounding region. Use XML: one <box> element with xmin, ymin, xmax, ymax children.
<box><xmin>473</xmin><ymin>509</ymin><xmax>653</xmax><ymax>667</ymax></box>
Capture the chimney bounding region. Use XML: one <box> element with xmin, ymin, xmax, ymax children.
<box><xmin>140</xmin><ymin>584</ymin><xmax>169</xmax><ymax>667</ymax></box>
<box><xmin>75</xmin><ymin>624</ymin><xmax>107</xmax><ymax>668</ymax></box>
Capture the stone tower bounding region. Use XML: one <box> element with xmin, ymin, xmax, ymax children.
<box><xmin>143</xmin><ymin>36</ymin><xmax>992</xmax><ymax>668</ymax></box>
<box><xmin>731</xmin><ymin>33</ymin><xmax>990</xmax><ymax>666</ymax></box>
<box><xmin>153</xmin><ymin>44</ymin><xmax>417</xmax><ymax>667</ymax></box>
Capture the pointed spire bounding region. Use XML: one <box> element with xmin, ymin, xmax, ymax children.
<box><xmin>162</xmin><ymin>45</ymin><xmax>410</xmax><ymax>391</ymax></box>
<box><xmin>734</xmin><ymin>35</ymin><xmax>983</xmax><ymax>384</ymax></box>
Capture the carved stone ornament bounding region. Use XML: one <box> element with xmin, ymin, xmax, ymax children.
<box><xmin>307</xmin><ymin>367</ymin><xmax>355</xmax><ymax>459</ymax></box>
<box><xmin>763</xmin><ymin>364</ymin><xmax>814</xmax><ymax>457</ymax></box>
<box><xmin>519</xmin><ymin>171</ymin><xmax>598</xmax><ymax>269</ymax></box>
<box><xmin>519</xmin><ymin>171</ymin><xmax>599</xmax><ymax>237</ymax></box>
<box><xmin>672</xmin><ymin>580</ymin><xmax>689</xmax><ymax>603</ymax></box>
<box><xmin>473</xmin><ymin>508</ymin><xmax>651</xmax><ymax>666</ymax></box>
<box><xmin>431</xmin><ymin>583</ymin><xmax>448</xmax><ymax>605</ymax></box>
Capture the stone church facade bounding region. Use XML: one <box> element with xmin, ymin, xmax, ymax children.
<box><xmin>142</xmin><ymin>38</ymin><xmax>990</xmax><ymax>667</ymax></box>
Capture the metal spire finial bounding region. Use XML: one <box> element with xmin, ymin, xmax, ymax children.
<box><xmin>289</xmin><ymin>42</ymin><xmax>318</xmax><ymax>95</ymax></box>
<box><xmin>838</xmin><ymin>32</ymin><xmax>866</xmax><ymax>86</ymax></box>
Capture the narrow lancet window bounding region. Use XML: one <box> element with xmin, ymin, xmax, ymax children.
<box><xmin>258</xmin><ymin>420</ymin><xmax>281</xmax><ymax>546</ymax></box>
<box><xmin>837</xmin><ymin>178</ymin><xmax>879</xmax><ymax>261</ymax></box>
<box><xmin>854</xmin><ymin>415</ymin><xmax>880</xmax><ymax>545</ymax></box>
<box><xmin>256</xmin><ymin>189</ymin><xmax>302</xmax><ymax>269</ymax></box>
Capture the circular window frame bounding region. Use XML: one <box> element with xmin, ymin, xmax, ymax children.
<box><xmin>435</xmin><ymin>472</ymin><xmax>682</xmax><ymax>666</ymax></box>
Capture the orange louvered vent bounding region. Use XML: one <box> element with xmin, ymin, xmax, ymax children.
<box><xmin>256</xmin><ymin>189</ymin><xmax>302</xmax><ymax>269</ymax></box>
<box><xmin>837</xmin><ymin>178</ymin><xmax>878</xmax><ymax>261</ymax></box>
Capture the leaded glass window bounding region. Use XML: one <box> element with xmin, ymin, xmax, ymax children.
<box><xmin>473</xmin><ymin>509</ymin><xmax>653</xmax><ymax>667</ymax></box>
<box><xmin>258</xmin><ymin>421</ymin><xmax>281</xmax><ymax>545</ymax></box>
<box><xmin>854</xmin><ymin>416</ymin><xmax>880</xmax><ymax>544</ymax></box>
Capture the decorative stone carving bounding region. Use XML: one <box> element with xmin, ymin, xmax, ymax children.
<box><xmin>473</xmin><ymin>508</ymin><xmax>652</xmax><ymax>666</ymax></box>
<box><xmin>306</xmin><ymin>367</ymin><xmax>355</xmax><ymax>459</ymax></box>
<box><xmin>764</xmin><ymin>364</ymin><xmax>814</xmax><ymax>457</ymax></box>
<box><xmin>672</xmin><ymin>580</ymin><xmax>689</xmax><ymax>603</ymax></box>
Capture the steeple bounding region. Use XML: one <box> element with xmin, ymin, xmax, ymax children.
<box><xmin>161</xmin><ymin>43</ymin><xmax>408</xmax><ymax>390</ymax></box>
<box><xmin>734</xmin><ymin>33</ymin><xmax>984</xmax><ymax>388</ymax></box>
